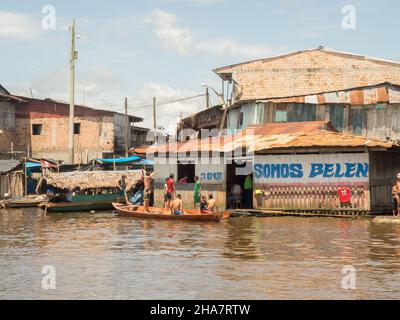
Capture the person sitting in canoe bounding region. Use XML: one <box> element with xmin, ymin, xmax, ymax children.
<box><xmin>207</xmin><ymin>193</ymin><xmax>218</xmax><ymax>213</ymax></box>
<box><xmin>200</xmin><ymin>193</ymin><xmax>218</xmax><ymax>214</ymax></box>
<box><xmin>170</xmin><ymin>194</ymin><xmax>184</xmax><ymax>215</ymax></box>
<box><xmin>200</xmin><ymin>194</ymin><xmax>209</xmax><ymax>213</ymax></box>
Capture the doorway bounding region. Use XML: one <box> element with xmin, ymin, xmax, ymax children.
<box><xmin>226</xmin><ymin>160</ymin><xmax>253</xmax><ymax>209</ymax></box>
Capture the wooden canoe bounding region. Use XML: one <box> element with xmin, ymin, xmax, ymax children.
<box><xmin>1</xmin><ymin>195</ymin><xmax>48</xmax><ymax>209</ymax></box>
<box><xmin>112</xmin><ymin>203</ymin><xmax>230</xmax><ymax>222</ymax></box>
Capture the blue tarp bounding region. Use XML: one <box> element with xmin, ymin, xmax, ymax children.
<box><xmin>26</xmin><ymin>162</ymin><xmax>42</xmax><ymax>168</ymax></box>
<box><xmin>137</xmin><ymin>159</ymin><xmax>154</xmax><ymax>166</ymax></box>
<box><xmin>96</xmin><ymin>156</ymin><xmax>141</xmax><ymax>164</ymax></box>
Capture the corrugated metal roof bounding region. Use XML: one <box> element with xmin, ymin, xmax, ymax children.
<box><xmin>15</xmin><ymin>96</ymin><xmax>143</xmax><ymax>122</ymax></box>
<box><xmin>132</xmin><ymin>121</ymin><xmax>394</xmax><ymax>156</ymax></box>
<box><xmin>0</xmin><ymin>93</ymin><xmax>27</xmax><ymax>103</ymax></box>
<box><xmin>231</xmin><ymin>128</ymin><xmax>393</xmax><ymax>153</ymax></box>
<box><xmin>0</xmin><ymin>160</ymin><xmax>20</xmax><ymax>174</ymax></box>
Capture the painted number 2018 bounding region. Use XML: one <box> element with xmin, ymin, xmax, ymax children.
<box><xmin>200</xmin><ymin>172</ymin><xmax>222</xmax><ymax>181</ymax></box>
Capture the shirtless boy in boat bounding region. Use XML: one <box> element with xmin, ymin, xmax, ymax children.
<box><xmin>207</xmin><ymin>193</ymin><xmax>218</xmax><ymax>213</ymax></box>
<box><xmin>170</xmin><ymin>194</ymin><xmax>183</xmax><ymax>215</ymax></box>
<box><xmin>143</xmin><ymin>170</ymin><xmax>155</xmax><ymax>212</ymax></box>
<box><xmin>200</xmin><ymin>193</ymin><xmax>218</xmax><ymax>214</ymax></box>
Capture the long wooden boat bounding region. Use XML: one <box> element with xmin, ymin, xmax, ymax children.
<box><xmin>112</xmin><ymin>203</ymin><xmax>230</xmax><ymax>222</ymax></box>
<box><xmin>40</xmin><ymin>193</ymin><xmax>122</xmax><ymax>213</ymax></box>
<box><xmin>1</xmin><ymin>195</ymin><xmax>48</xmax><ymax>209</ymax></box>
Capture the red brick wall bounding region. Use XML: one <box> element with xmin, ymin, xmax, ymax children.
<box><xmin>15</xmin><ymin>99</ymin><xmax>116</xmax><ymax>162</ymax></box>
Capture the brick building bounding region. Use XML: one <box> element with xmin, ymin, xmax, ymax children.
<box><xmin>12</xmin><ymin>96</ymin><xmax>147</xmax><ymax>163</ymax></box>
<box><xmin>214</xmin><ymin>47</ymin><xmax>400</xmax><ymax>140</ymax></box>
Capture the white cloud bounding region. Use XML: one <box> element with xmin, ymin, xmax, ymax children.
<box><xmin>0</xmin><ymin>11</ymin><xmax>42</xmax><ymax>41</ymax></box>
<box><xmin>146</xmin><ymin>9</ymin><xmax>285</xmax><ymax>59</ymax></box>
<box><xmin>145</xmin><ymin>9</ymin><xmax>193</xmax><ymax>55</ymax></box>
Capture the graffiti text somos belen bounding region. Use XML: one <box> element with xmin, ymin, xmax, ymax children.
<box><xmin>254</xmin><ymin>163</ymin><xmax>369</xmax><ymax>179</ymax></box>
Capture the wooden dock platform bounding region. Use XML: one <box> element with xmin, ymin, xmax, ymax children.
<box><xmin>229</xmin><ymin>209</ymin><xmax>375</xmax><ymax>218</ymax></box>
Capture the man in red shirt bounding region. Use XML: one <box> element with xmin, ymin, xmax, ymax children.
<box><xmin>166</xmin><ymin>173</ymin><xmax>175</xmax><ymax>209</ymax></box>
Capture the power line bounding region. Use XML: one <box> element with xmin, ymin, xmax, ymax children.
<box><xmin>125</xmin><ymin>93</ymin><xmax>206</xmax><ymax>109</ymax></box>
<box><xmin>30</xmin><ymin>63</ymin><xmax>69</xmax><ymax>88</ymax></box>
<box><xmin>88</xmin><ymin>93</ymin><xmax>206</xmax><ymax>112</ymax></box>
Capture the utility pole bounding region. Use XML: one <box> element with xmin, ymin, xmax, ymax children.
<box><xmin>153</xmin><ymin>97</ymin><xmax>157</xmax><ymax>145</ymax></box>
<box><xmin>124</xmin><ymin>97</ymin><xmax>129</xmax><ymax>157</ymax></box>
<box><xmin>68</xmin><ymin>18</ymin><xmax>77</xmax><ymax>164</ymax></box>
<box><xmin>24</xmin><ymin>157</ymin><xmax>27</xmax><ymax>196</ymax></box>
<box><xmin>205</xmin><ymin>87</ymin><xmax>210</xmax><ymax>108</ymax></box>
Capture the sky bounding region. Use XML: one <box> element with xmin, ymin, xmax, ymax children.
<box><xmin>1</xmin><ymin>0</ymin><xmax>400</xmax><ymax>133</ymax></box>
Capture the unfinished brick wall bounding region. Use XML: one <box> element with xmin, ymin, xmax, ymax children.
<box><xmin>216</xmin><ymin>48</ymin><xmax>400</xmax><ymax>103</ymax></box>
<box><xmin>15</xmin><ymin>99</ymin><xmax>117</xmax><ymax>163</ymax></box>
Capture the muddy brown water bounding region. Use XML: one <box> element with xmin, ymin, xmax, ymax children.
<box><xmin>1</xmin><ymin>208</ymin><xmax>400</xmax><ymax>299</ymax></box>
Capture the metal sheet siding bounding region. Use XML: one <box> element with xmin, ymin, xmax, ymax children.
<box><xmin>254</xmin><ymin>153</ymin><xmax>369</xmax><ymax>185</ymax></box>
<box><xmin>195</xmin><ymin>161</ymin><xmax>226</xmax><ymax>185</ymax></box>
<box><xmin>253</xmin><ymin>153</ymin><xmax>370</xmax><ymax>211</ymax></box>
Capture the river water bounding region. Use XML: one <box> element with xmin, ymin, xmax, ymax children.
<box><xmin>1</xmin><ymin>208</ymin><xmax>400</xmax><ymax>299</ymax></box>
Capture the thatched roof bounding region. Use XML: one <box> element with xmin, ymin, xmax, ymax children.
<box><xmin>45</xmin><ymin>170</ymin><xmax>142</xmax><ymax>190</ymax></box>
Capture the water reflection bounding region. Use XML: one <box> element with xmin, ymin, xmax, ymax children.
<box><xmin>368</xmin><ymin>222</ymin><xmax>400</xmax><ymax>270</ymax></box>
<box><xmin>1</xmin><ymin>209</ymin><xmax>400</xmax><ymax>299</ymax></box>
<box><xmin>223</xmin><ymin>218</ymin><xmax>262</xmax><ymax>261</ymax></box>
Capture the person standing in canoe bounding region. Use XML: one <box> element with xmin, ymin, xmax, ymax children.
<box><xmin>143</xmin><ymin>170</ymin><xmax>155</xmax><ymax>212</ymax></box>
<box><xmin>193</xmin><ymin>176</ymin><xmax>201</xmax><ymax>209</ymax></box>
<box><xmin>162</xmin><ymin>178</ymin><xmax>169</xmax><ymax>208</ymax></box>
<box><xmin>165</xmin><ymin>173</ymin><xmax>175</xmax><ymax>209</ymax></box>
<box><xmin>391</xmin><ymin>172</ymin><xmax>400</xmax><ymax>217</ymax></box>
<box><xmin>118</xmin><ymin>174</ymin><xmax>129</xmax><ymax>204</ymax></box>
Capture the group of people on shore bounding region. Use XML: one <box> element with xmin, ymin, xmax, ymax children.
<box><xmin>118</xmin><ymin>172</ymin><xmax>218</xmax><ymax>215</ymax></box>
